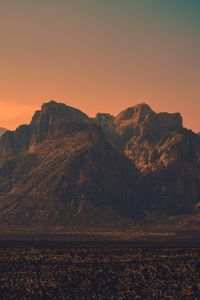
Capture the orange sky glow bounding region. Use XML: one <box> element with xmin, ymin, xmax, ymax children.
<box><xmin>0</xmin><ymin>1</ymin><xmax>199</xmax><ymax>132</ymax></box>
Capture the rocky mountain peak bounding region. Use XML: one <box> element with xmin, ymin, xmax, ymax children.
<box><xmin>31</xmin><ymin>100</ymin><xmax>89</xmax><ymax>126</ymax></box>
<box><xmin>0</xmin><ymin>101</ymin><xmax>93</xmax><ymax>163</ymax></box>
<box><xmin>114</xmin><ymin>103</ymin><xmax>183</xmax><ymax>133</ymax></box>
<box><xmin>41</xmin><ymin>99</ymin><xmax>62</xmax><ymax>110</ymax></box>
<box><xmin>1</xmin><ymin>100</ymin><xmax>200</xmax><ymax>224</ymax></box>
<box><xmin>115</xmin><ymin>103</ymin><xmax>153</xmax><ymax>127</ymax></box>
<box><xmin>0</xmin><ymin>101</ymin><xmax>141</xmax><ymax>226</ymax></box>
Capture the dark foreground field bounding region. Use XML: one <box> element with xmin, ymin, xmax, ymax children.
<box><xmin>0</xmin><ymin>240</ymin><xmax>200</xmax><ymax>300</ymax></box>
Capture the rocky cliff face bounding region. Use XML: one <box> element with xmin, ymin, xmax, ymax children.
<box><xmin>96</xmin><ymin>103</ymin><xmax>183</xmax><ymax>161</ymax></box>
<box><xmin>96</xmin><ymin>103</ymin><xmax>200</xmax><ymax>215</ymax></box>
<box><xmin>0</xmin><ymin>101</ymin><xmax>141</xmax><ymax>226</ymax></box>
<box><xmin>0</xmin><ymin>101</ymin><xmax>91</xmax><ymax>164</ymax></box>
<box><xmin>1</xmin><ymin>100</ymin><xmax>200</xmax><ymax>227</ymax></box>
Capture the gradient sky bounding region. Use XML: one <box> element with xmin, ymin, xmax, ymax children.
<box><xmin>0</xmin><ymin>0</ymin><xmax>199</xmax><ymax>131</ymax></box>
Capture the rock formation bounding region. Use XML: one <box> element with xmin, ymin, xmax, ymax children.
<box><xmin>0</xmin><ymin>101</ymin><xmax>140</xmax><ymax>226</ymax></box>
<box><xmin>1</xmin><ymin>100</ymin><xmax>200</xmax><ymax>227</ymax></box>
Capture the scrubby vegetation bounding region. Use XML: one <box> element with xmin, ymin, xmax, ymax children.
<box><xmin>0</xmin><ymin>241</ymin><xmax>200</xmax><ymax>299</ymax></box>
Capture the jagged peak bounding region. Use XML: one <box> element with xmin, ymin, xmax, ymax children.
<box><xmin>114</xmin><ymin>103</ymin><xmax>183</xmax><ymax>132</ymax></box>
<box><xmin>130</xmin><ymin>103</ymin><xmax>153</xmax><ymax>111</ymax></box>
<box><xmin>31</xmin><ymin>100</ymin><xmax>89</xmax><ymax>125</ymax></box>
<box><xmin>116</xmin><ymin>103</ymin><xmax>153</xmax><ymax>119</ymax></box>
<box><xmin>115</xmin><ymin>103</ymin><xmax>154</xmax><ymax>127</ymax></box>
<box><xmin>41</xmin><ymin>100</ymin><xmax>70</xmax><ymax>112</ymax></box>
<box><xmin>40</xmin><ymin>100</ymin><xmax>88</xmax><ymax>116</ymax></box>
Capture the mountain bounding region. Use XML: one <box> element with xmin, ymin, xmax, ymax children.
<box><xmin>0</xmin><ymin>101</ymin><xmax>141</xmax><ymax>226</ymax></box>
<box><xmin>0</xmin><ymin>101</ymin><xmax>91</xmax><ymax>165</ymax></box>
<box><xmin>1</xmin><ymin>100</ymin><xmax>200</xmax><ymax>228</ymax></box>
<box><xmin>0</xmin><ymin>128</ymin><xmax>7</xmax><ymax>138</ymax></box>
<box><xmin>96</xmin><ymin>103</ymin><xmax>183</xmax><ymax>163</ymax></box>
<box><xmin>96</xmin><ymin>103</ymin><xmax>200</xmax><ymax>215</ymax></box>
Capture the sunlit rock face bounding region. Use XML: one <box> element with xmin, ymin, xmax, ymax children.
<box><xmin>96</xmin><ymin>103</ymin><xmax>200</xmax><ymax>215</ymax></box>
<box><xmin>96</xmin><ymin>103</ymin><xmax>183</xmax><ymax>170</ymax></box>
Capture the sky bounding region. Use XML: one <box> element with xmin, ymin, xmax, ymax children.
<box><xmin>0</xmin><ymin>0</ymin><xmax>199</xmax><ymax>131</ymax></box>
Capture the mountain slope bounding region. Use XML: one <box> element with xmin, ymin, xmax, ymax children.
<box><xmin>0</xmin><ymin>101</ymin><xmax>141</xmax><ymax>226</ymax></box>
<box><xmin>1</xmin><ymin>100</ymin><xmax>200</xmax><ymax>227</ymax></box>
<box><xmin>0</xmin><ymin>101</ymin><xmax>91</xmax><ymax>165</ymax></box>
<box><xmin>96</xmin><ymin>103</ymin><xmax>200</xmax><ymax>215</ymax></box>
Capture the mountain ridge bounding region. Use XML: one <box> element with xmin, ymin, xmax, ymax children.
<box><xmin>0</xmin><ymin>100</ymin><xmax>200</xmax><ymax>228</ymax></box>
<box><xmin>0</xmin><ymin>101</ymin><xmax>141</xmax><ymax>226</ymax></box>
